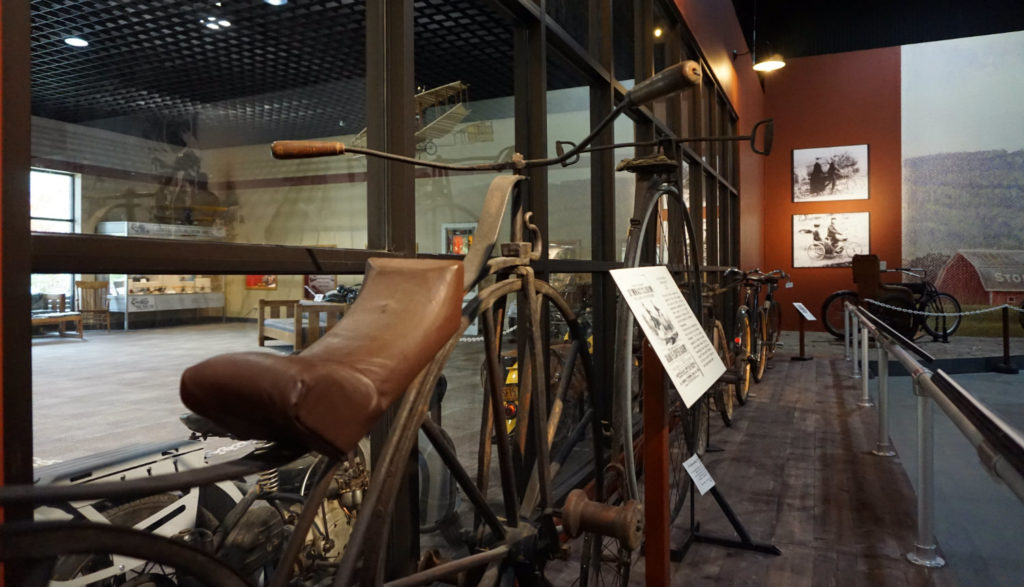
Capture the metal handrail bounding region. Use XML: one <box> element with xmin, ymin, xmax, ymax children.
<box><xmin>844</xmin><ymin>301</ymin><xmax>1024</xmax><ymax>569</ymax></box>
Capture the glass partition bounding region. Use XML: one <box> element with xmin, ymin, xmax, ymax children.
<box><xmin>30</xmin><ymin>1</ymin><xmax>369</xmax><ymax>248</ymax></box>
<box><xmin>413</xmin><ymin>1</ymin><xmax>515</xmax><ymax>255</ymax></box>
<box><xmin>547</xmin><ymin>57</ymin><xmax>593</xmax><ymax>260</ymax></box>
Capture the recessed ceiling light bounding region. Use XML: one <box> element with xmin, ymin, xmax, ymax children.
<box><xmin>218</xmin><ymin>20</ymin><xmax>231</xmax><ymax>27</ymax></box>
<box><xmin>64</xmin><ymin>36</ymin><xmax>89</xmax><ymax>47</ymax></box>
<box><xmin>264</xmin><ymin>0</ymin><xmax>288</xmax><ymax>5</ymax></box>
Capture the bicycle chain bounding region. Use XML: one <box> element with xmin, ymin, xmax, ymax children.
<box><xmin>205</xmin><ymin>440</ymin><xmax>254</xmax><ymax>458</ymax></box>
<box><xmin>460</xmin><ymin>324</ymin><xmax>517</xmax><ymax>343</ymax></box>
<box><xmin>863</xmin><ymin>299</ymin><xmax>1024</xmax><ymax>317</ymax></box>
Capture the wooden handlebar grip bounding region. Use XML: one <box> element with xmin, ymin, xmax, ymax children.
<box><xmin>625</xmin><ymin>60</ymin><xmax>701</xmax><ymax>106</ymax></box>
<box><xmin>271</xmin><ymin>141</ymin><xmax>346</xmax><ymax>159</ymax></box>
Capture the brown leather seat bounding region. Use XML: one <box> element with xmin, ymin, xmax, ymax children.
<box><xmin>851</xmin><ymin>254</ymin><xmax>913</xmax><ymax>304</ymax></box>
<box><xmin>180</xmin><ymin>258</ymin><xmax>464</xmax><ymax>459</ymax></box>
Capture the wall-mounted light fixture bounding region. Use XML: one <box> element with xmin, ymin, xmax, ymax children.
<box><xmin>734</xmin><ymin>0</ymin><xmax>785</xmax><ymax>72</ymax></box>
<box><xmin>653</xmin><ymin>27</ymin><xmax>664</xmax><ymax>39</ymax></box>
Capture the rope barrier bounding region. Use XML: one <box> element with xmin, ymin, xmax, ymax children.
<box><xmin>863</xmin><ymin>299</ymin><xmax>1024</xmax><ymax>317</ymax></box>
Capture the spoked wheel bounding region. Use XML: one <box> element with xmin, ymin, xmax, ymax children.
<box><xmin>821</xmin><ymin>290</ymin><xmax>859</xmax><ymax>339</ymax></box>
<box><xmin>806</xmin><ymin>242</ymin><xmax>826</xmax><ymax>260</ymax></box>
<box><xmin>752</xmin><ymin>307</ymin><xmax>769</xmax><ymax>383</ymax></box>
<box><xmin>472</xmin><ymin>279</ymin><xmax>632</xmax><ymax>586</ymax></box>
<box><xmin>921</xmin><ymin>293</ymin><xmax>962</xmax><ymax>339</ymax></box>
<box><xmin>711</xmin><ymin>320</ymin><xmax>735</xmax><ymax>426</ymax></box>
<box><xmin>0</xmin><ymin>523</ymin><xmax>251</xmax><ymax>587</ymax></box>
<box><xmin>611</xmin><ymin>177</ymin><xmax>702</xmax><ymax>574</ymax></box>
<box><xmin>732</xmin><ymin>307</ymin><xmax>753</xmax><ymax>404</ymax></box>
<box><xmin>871</xmin><ymin>294</ymin><xmax>918</xmax><ymax>340</ymax></box>
<box><xmin>765</xmin><ymin>302</ymin><xmax>782</xmax><ymax>360</ymax></box>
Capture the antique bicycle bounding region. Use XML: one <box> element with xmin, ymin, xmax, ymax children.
<box><xmin>821</xmin><ymin>267</ymin><xmax>961</xmax><ymax>340</ymax></box>
<box><xmin>0</xmin><ymin>61</ymin><xmax>702</xmax><ymax>587</ymax></box>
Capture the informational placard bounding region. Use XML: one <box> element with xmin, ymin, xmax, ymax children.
<box><xmin>610</xmin><ymin>266</ymin><xmax>726</xmax><ymax>408</ymax></box>
<box><xmin>682</xmin><ymin>454</ymin><xmax>716</xmax><ymax>495</ymax></box>
<box><xmin>792</xmin><ymin>302</ymin><xmax>816</xmax><ymax>321</ymax></box>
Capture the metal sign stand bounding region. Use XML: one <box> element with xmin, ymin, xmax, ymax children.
<box><xmin>641</xmin><ymin>344</ymin><xmax>780</xmax><ymax>577</ymax></box>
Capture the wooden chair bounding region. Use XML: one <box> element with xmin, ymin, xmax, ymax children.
<box><xmin>76</xmin><ymin>280</ymin><xmax>111</xmax><ymax>331</ymax></box>
<box><xmin>31</xmin><ymin>293</ymin><xmax>84</xmax><ymax>339</ymax></box>
<box><xmin>258</xmin><ymin>299</ymin><xmax>348</xmax><ymax>351</ymax></box>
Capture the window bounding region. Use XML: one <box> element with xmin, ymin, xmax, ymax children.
<box><xmin>30</xmin><ymin>169</ymin><xmax>77</xmax><ymax>297</ymax></box>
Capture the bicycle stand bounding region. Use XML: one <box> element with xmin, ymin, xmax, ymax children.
<box><xmin>672</xmin><ymin>475</ymin><xmax>781</xmax><ymax>561</ymax></box>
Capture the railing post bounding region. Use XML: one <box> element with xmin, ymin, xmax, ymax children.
<box><xmin>907</xmin><ymin>375</ymin><xmax>945</xmax><ymax>568</ymax></box>
<box><xmin>872</xmin><ymin>343</ymin><xmax>895</xmax><ymax>456</ymax></box>
<box><xmin>844</xmin><ymin>304</ymin><xmax>852</xmax><ymax>360</ymax></box>
<box><xmin>851</xmin><ymin>311</ymin><xmax>861</xmax><ymax>379</ymax></box>
<box><xmin>858</xmin><ymin>322</ymin><xmax>873</xmax><ymax>405</ymax></box>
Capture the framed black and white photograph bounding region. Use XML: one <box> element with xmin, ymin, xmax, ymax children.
<box><xmin>792</xmin><ymin>212</ymin><xmax>869</xmax><ymax>268</ymax></box>
<box><xmin>792</xmin><ymin>144</ymin><xmax>869</xmax><ymax>202</ymax></box>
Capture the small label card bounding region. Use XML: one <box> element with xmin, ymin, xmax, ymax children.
<box><xmin>610</xmin><ymin>266</ymin><xmax>726</xmax><ymax>408</ymax></box>
<box><xmin>682</xmin><ymin>453</ymin><xmax>716</xmax><ymax>495</ymax></box>
<box><xmin>792</xmin><ymin>302</ymin><xmax>816</xmax><ymax>321</ymax></box>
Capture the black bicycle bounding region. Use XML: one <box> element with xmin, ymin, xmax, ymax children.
<box><xmin>822</xmin><ymin>267</ymin><xmax>961</xmax><ymax>340</ymax></box>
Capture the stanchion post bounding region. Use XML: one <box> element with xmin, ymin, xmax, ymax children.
<box><xmin>851</xmin><ymin>311</ymin><xmax>861</xmax><ymax>379</ymax></box>
<box><xmin>791</xmin><ymin>312</ymin><xmax>814</xmax><ymax>362</ymax></box>
<box><xmin>993</xmin><ymin>306</ymin><xmax>1019</xmax><ymax>374</ymax></box>
<box><xmin>907</xmin><ymin>376</ymin><xmax>945</xmax><ymax>568</ymax></box>
<box><xmin>858</xmin><ymin>322</ymin><xmax>873</xmax><ymax>406</ymax></box>
<box><xmin>873</xmin><ymin>343</ymin><xmax>895</xmax><ymax>456</ymax></box>
<box><xmin>844</xmin><ymin>305</ymin><xmax>852</xmax><ymax>361</ymax></box>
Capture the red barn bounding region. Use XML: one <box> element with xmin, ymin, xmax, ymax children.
<box><xmin>935</xmin><ymin>250</ymin><xmax>1024</xmax><ymax>306</ymax></box>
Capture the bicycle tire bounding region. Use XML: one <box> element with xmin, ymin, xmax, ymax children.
<box><xmin>921</xmin><ymin>292</ymin><xmax>962</xmax><ymax>338</ymax></box>
<box><xmin>821</xmin><ymin>290</ymin><xmax>859</xmax><ymax>339</ymax></box>
<box><xmin>752</xmin><ymin>307</ymin><xmax>769</xmax><ymax>383</ymax></box>
<box><xmin>614</xmin><ymin>183</ymin><xmax>700</xmax><ymax>485</ymax></box>
<box><xmin>765</xmin><ymin>301</ymin><xmax>782</xmax><ymax>360</ymax></box>
<box><xmin>0</xmin><ymin>522</ymin><xmax>251</xmax><ymax>587</ymax></box>
<box><xmin>807</xmin><ymin>242</ymin><xmax>826</xmax><ymax>260</ymax></box>
<box><xmin>873</xmin><ymin>294</ymin><xmax>917</xmax><ymax>340</ymax></box>
<box><xmin>712</xmin><ymin>320</ymin><xmax>735</xmax><ymax>426</ymax></box>
<box><xmin>479</xmin><ymin>278</ymin><xmax>629</xmax><ymax>586</ymax></box>
<box><xmin>732</xmin><ymin>307</ymin><xmax>753</xmax><ymax>404</ymax></box>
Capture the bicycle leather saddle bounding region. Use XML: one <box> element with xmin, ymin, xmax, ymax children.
<box><xmin>180</xmin><ymin>258</ymin><xmax>464</xmax><ymax>459</ymax></box>
<box><xmin>852</xmin><ymin>254</ymin><xmax>913</xmax><ymax>303</ymax></box>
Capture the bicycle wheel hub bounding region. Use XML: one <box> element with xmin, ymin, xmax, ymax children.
<box><xmin>561</xmin><ymin>489</ymin><xmax>644</xmax><ymax>551</ymax></box>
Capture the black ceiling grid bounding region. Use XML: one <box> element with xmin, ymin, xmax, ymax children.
<box><xmin>730</xmin><ymin>0</ymin><xmax>1024</xmax><ymax>62</ymax></box>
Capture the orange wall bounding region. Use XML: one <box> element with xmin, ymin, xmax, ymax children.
<box><xmin>675</xmin><ymin>0</ymin><xmax>766</xmax><ymax>270</ymax></box>
<box><xmin>762</xmin><ymin>47</ymin><xmax>902</xmax><ymax>330</ymax></box>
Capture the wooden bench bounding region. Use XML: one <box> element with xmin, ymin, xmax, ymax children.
<box><xmin>258</xmin><ymin>299</ymin><xmax>348</xmax><ymax>351</ymax></box>
<box><xmin>31</xmin><ymin>294</ymin><xmax>84</xmax><ymax>339</ymax></box>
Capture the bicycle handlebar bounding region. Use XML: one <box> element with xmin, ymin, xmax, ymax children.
<box><xmin>272</xmin><ymin>61</ymin><xmax>701</xmax><ymax>171</ymax></box>
<box><xmin>885</xmin><ymin>267</ymin><xmax>926</xmax><ymax>279</ymax></box>
<box><xmin>745</xmin><ymin>268</ymin><xmax>789</xmax><ymax>282</ymax></box>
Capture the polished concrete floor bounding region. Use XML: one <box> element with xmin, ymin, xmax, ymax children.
<box><xmin>28</xmin><ymin>322</ymin><xmax>1024</xmax><ymax>585</ymax></box>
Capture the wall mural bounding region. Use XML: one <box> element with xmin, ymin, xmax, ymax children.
<box><xmin>901</xmin><ymin>31</ymin><xmax>1024</xmax><ymax>288</ymax></box>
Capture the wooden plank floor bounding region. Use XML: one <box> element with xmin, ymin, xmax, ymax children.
<box><xmin>664</xmin><ymin>353</ymin><xmax>956</xmax><ymax>587</ymax></box>
<box><xmin>29</xmin><ymin>325</ymin><xmax>979</xmax><ymax>586</ymax></box>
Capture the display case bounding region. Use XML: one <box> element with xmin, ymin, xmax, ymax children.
<box><xmin>97</xmin><ymin>222</ymin><xmax>226</xmax><ymax>329</ymax></box>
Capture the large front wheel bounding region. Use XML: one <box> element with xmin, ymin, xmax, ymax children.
<box><xmin>921</xmin><ymin>293</ymin><xmax>962</xmax><ymax>339</ymax></box>
<box><xmin>711</xmin><ymin>320</ymin><xmax>735</xmax><ymax>426</ymax></box>
<box><xmin>732</xmin><ymin>308</ymin><xmax>752</xmax><ymax>405</ymax></box>
<box><xmin>752</xmin><ymin>307</ymin><xmax>769</xmax><ymax>383</ymax></box>
<box><xmin>765</xmin><ymin>301</ymin><xmax>782</xmax><ymax>360</ymax></box>
<box><xmin>822</xmin><ymin>290</ymin><xmax>859</xmax><ymax>339</ymax></box>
